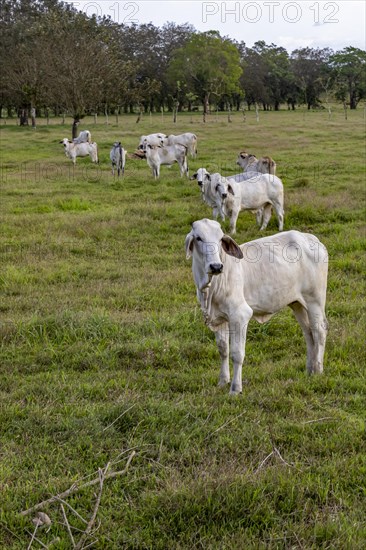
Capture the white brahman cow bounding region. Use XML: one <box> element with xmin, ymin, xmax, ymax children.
<box><xmin>224</xmin><ymin>172</ymin><xmax>284</xmax><ymax>234</ymax></box>
<box><xmin>191</xmin><ymin>168</ymin><xmax>231</xmax><ymax>221</ymax></box>
<box><xmin>110</xmin><ymin>141</ymin><xmax>126</xmax><ymax>176</ymax></box>
<box><xmin>230</xmin><ymin>153</ymin><xmax>277</xmax><ymax>227</ymax></box>
<box><xmin>73</xmin><ymin>130</ymin><xmax>92</xmax><ymax>144</ymax></box>
<box><xmin>163</xmin><ymin>133</ymin><xmax>198</xmax><ymax>158</ymax></box>
<box><xmin>192</xmin><ymin>168</ymin><xmax>284</xmax><ymax>234</ymax></box>
<box><xmin>138</xmin><ymin>133</ymin><xmax>167</xmax><ymax>150</ymax></box>
<box><xmin>185</xmin><ymin>219</ymin><xmax>328</xmax><ymax>395</ymax></box>
<box><xmin>60</xmin><ymin>138</ymin><xmax>98</xmax><ymax>165</ymax></box>
<box><xmin>145</xmin><ymin>143</ymin><xmax>189</xmax><ymax>179</ymax></box>
<box><xmin>236</xmin><ymin>152</ymin><xmax>276</xmax><ymax>175</ymax></box>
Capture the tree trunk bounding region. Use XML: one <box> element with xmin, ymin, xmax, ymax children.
<box><xmin>203</xmin><ymin>94</ymin><xmax>209</xmax><ymax>123</ymax></box>
<box><xmin>19</xmin><ymin>108</ymin><xmax>29</xmax><ymax>126</ymax></box>
<box><xmin>72</xmin><ymin>117</ymin><xmax>79</xmax><ymax>139</ymax></box>
<box><xmin>31</xmin><ymin>107</ymin><xmax>36</xmax><ymax>128</ymax></box>
<box><xmin>349</xmin><ymin>90</ymin><xmax>357</xmax><ymax>109</ymax></box>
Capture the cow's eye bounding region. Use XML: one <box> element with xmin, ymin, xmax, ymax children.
<box><xmin>196</xmin><ymin>236</ymin><xmax>202</xmax><ymax>242</ymax></box>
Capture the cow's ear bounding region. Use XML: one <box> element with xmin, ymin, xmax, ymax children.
<box><xmin>221</xmin><ymin>235</ymin><xmax>243</xmax><ymax>259</ymax></box>
<box><xmin>185</xmin><ymin>232</ymin><xmax>194</xmax><ymax>259</ymax></box>
<box><xmin>206</xmin><ymin>174</ymin><xmax>211</xmax><ymax>182</ymax></box>
<box><xmin>228</xmin><ymin>184</ymin><xmax>235</xmax><ymax>195</ymax></box>
<box><xmin>190</xmin><ymin>172</ymin><xmax>198</xmax><ymax>180</ymax></box>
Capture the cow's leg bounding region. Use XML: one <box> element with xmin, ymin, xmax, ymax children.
<box><xmin>229</xmin><ymin>209</ymin><xmax>239</xmax><ymax>235</ymax></box>
<box><xmin>272</xmin><ymin>200</ymin><xmax>284</xmax><ymax>231</ymax></box>
<box><xmin>184</xmin><ymin>156</ymin><xmax>189</xmax><ymax>178</ymax></box>
<box><xmin>229</xmin><ymin>306</ymin><xmax>253</xmax><ymax>395</ymax></box>
<box><xmin>259</xmin><ymin>204</ymin><xmax>272</xmax><ymax>230</ymax></box>
<box><xmin>307</xmin><ymin>303</ymin><xmax>328</xmax><ymax>374</ymax></box>
<box><xmin>256</xmin><ymin>207</ymin><xmax>264</xmax><ymax>227</ymax></box>
<box><xmin>289</xmin><ymin>302</ymin><xmax>314</xmax><ymax>374</ymax></box>
<box><xmin>215</xmin><ymin>325</ymin><xmax>230</xmax><ymax>387</ymax></box>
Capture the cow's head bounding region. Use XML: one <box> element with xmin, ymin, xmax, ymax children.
<box><xmin>190</xmin><ymin>168</ymin><xmax>211</xmax><ymax>196</ymax></box>
<box><xmin>185</xmin><ymin>219</ymin><xmax>243</xmax><ymax>290</ymax></box>
<box><xmin>60</xmin><ymin>138</ymin><xmax>70</xmax><ymax>147</ymax></box>
<box><xmin>236</xmin><ymin>151</ymin><xmax>257</xmax><ymax>168</ymax></box>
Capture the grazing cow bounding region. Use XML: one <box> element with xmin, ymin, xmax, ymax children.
<box><xmin>138</xmin><ymin>133</ymin><xmax>167</xmax><ymax>150</ymax></box>
<box><xmin>145</xmin><ymin>143</ymin><xmax>189</xmax><ymax>179</ymax></box>
<box><xmin>73</xmin><ymin>130</ymin><xmax>92</xmax><ymax>144</ymax></box>
<box><xmin>185</xmin><ymin>219</ymin><xmax>328</xmax><ymax>395</ymax></box>
<box><xmin>163</xmin><ymin>133</ymin><xmax>198</xmax><ymax>158</ymax></box>
<box><xmin>60</xmin><ymin>138</ymin><xmax>98</xmax><ymax>165</ymax></box>
<box><xmin>110</xmin><ymin>142</ymin><xmax>126</xmax><ymax>176</ymax></box>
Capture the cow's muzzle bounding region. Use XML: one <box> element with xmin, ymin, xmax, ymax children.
<box><xmin>209</xmin><ymin>263</ymin><xmax>223</xmax><ymax>274</ymax></box>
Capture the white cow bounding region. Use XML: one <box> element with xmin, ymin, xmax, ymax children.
<box><xmin>224</xmin><ymin>173</ymin><xmax>284</xmax><ymax>234</ymax></box>
<box><xmin>138</xmin><ymin>133</ymin><xmax>167</xmax><ymax>150</ymax></box>
<box><xmin>145</xmin><ymin>144</ymin><xmax>189</xmax><ymax>179</ymax></box>
<box><xmin>192</xmin><ymin>169</ymin><xmax>284</xmax><ymax>234</ymax></box>
<box><xmin>231</xmin><ymin>153</ymin><xmax>277</xmax><ymax>227</ymax></box>
<box><xmin>185</xmin><ymin>219</ymin><xmax>328</xmax><ymax>395</ymax></box>
<box><xmin>73</xmin><ymin>130</ymin><xmax>92</xmax><ymax>144</ymax></box>
<box><xmin>236</xmin><ymin>152</ymin><xmax>276</xmax><ymax>175</ymax></box>
<box><xmin>60</xmin><ymin>138</ymin><xmax>98</xmax><ymax>165</ymax></box>
<box><xmin>163</xmin><ymin>133</ymin><xmax>197</xmax><ymax>158</ymax></box>
<box><xmin>191</xmin><ymin>168</ymin><xmax>232</xmax><ymax>221</ymax></box>
<box><xmin>110</xmin><ymin>142</ymin><xmax>126</xmax><ymax>176</ymax></box>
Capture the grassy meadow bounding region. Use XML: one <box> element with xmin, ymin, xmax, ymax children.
<box><xmin>0</xmin><ymin>106</ymin><xmax>365</xmax><ymax>549</ymax></box>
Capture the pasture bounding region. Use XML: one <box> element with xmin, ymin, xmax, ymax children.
<box><xmin>0</xmin><ymin>107</ymin><xmax>365</xmax><ymax>549</ymax></box>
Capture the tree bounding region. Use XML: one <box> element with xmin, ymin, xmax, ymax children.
<box><xmin>167</xmin><ymin>31</ymin><xmax>242</xmax><ymax>120</ymax></box>
<box><xmin>290</xmin><ymin>47</ymin><xmax>333</xmax><ymax>109</ymax></box>
<box><xmin>330</xmin><ymin>47</ymin><xmax>366</xmax><ymax>109</ymax></box>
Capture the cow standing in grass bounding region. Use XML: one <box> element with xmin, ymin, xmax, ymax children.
<box><xmin>186</xmin><ymin>219</ymin><xmax>328</xmax><ymax>395</ymax></box>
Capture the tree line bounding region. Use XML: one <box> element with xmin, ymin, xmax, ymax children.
<box><xmin>1</xmin><ymin>0</ymin><xmax>365</xmax><ymax>126</ymax></box>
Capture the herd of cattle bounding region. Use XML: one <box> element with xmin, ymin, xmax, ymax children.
<box><xmin>60</xmin><ymin>128</ymin><xmax>329</xmax><ymax>395</ymax></box>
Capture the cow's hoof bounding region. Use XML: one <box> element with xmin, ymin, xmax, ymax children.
<box><xmin>229</xmin><ymin>388</ymin><xmax>242</xmax><ymax>396</ymax></box>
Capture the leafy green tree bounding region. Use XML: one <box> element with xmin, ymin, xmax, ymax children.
<box><xmin>290</xmin><ymin>47</ymin><xmax>333</xmax><ymax>109</ymax></box>
<box><xmin>330</xmin><ymin>47</ymin><xmax>366</xmax><ymax>109</ymax></box>
<box><xmin>239</xmin><ymin>42</ymin><xmax>293</xmax><ymax>111</ymax></box>
<box><xmin>168</xmin><ymin>31</ymin><xmax>242</xmax><ymax>120</ymax></box>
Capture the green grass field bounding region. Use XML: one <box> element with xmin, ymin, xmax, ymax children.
<box><xmin>0</xmin><ymin>107</ymin><xmax>365</xmax><ymax>549</ymax></box>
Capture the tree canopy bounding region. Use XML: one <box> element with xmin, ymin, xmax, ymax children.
<box><xmin>0</xmin><ymin>0</ymin><xmax>364</xmax><ymax>120</ymax></box>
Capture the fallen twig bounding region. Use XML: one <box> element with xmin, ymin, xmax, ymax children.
<box><xmin>273</xmin><ymin>446</ymin><xmax>294</xmax><ymax>468</ymax></box>
<box><xmin>26</xmin><ymin>523</ymin><xmax>40</xmax><ymax>550</ymax></box>
<box><xmin>255</xmin><ymin>451</ymin><xmax>274</xmax><ymax>473</ymax></box>
<box><xmin>302</xmin><ymin>416</ymin><xmax>332</xmax><ymax>425</ymax></box>
<box><xmin>55</xmin><ymin>497</ymin><xmax>88</xmax><ymax>524</ymax></box>
<box><xmin>75</xmin><ymin>464</ymin><xmax>108</xmax><ymax>550</ymax></box>
<box><xmin>20</xmin><ymin>451</ymin><xmax>136</xmax><ymax>517</ymax></box>
<box><xmin>60</xmin><ymin>503</ymin><xmax>76</xmax><ymax>548</ymax></box>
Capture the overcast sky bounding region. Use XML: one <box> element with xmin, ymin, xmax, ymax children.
<box><xmin>68</xmin><ymin>1</ymin><xmax>366</xmax><ymax>52</ymax></box>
